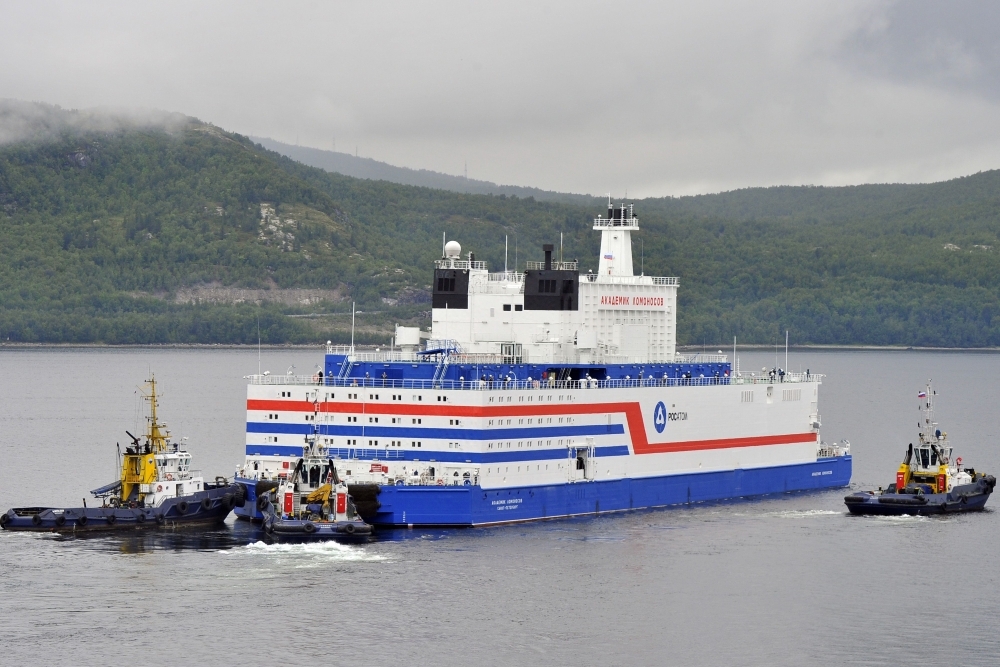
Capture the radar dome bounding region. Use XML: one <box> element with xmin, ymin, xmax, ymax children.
<box><xmin>445</xmin><ymin>240</ymin><xmax>462</xmax><ymax>258</ymax></box>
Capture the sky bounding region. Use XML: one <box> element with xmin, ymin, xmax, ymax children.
<box><xmin>2</xmin><ymin>0</ymin><xmax>1000</xmax><ymax>197</ymax></box>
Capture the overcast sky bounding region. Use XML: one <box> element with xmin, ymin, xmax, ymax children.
<box><xmin>2</xmin><ymin>0</ymin><xmax>999</xmax><ymax>197</ymax></box>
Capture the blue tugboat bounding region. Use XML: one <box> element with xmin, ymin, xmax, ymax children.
<box><xmin>845</xmin><ymin>382</ymin><xmax>995</xmax><ymax>516</ymax></box>
<box><xmin>258</xmin><ymin>432</ymin><xmax>372</xmax><ymax>542</ymax></box>
<box><xmin>1</xmin><ymin>377</ymin><xmax>244</xmax><ymax>532</ymax></box>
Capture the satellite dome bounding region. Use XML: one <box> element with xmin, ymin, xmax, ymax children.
<box><xmin>445</xmin><ymin>240</ymin><xmax>461</xmax><ymax>258</ymax></box>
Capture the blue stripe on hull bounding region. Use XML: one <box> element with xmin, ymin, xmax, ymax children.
<box><xmin>372</xmin><ymin>456</ymin><xmax>852</xmax><ymax>526</ymax></box>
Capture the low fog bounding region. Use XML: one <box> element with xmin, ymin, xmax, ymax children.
<box><xmin>0</xmin><ymin>99</ymin><xmax>190</xmax><ymax>146</ymax></box>
<box><xmin>1</xmin><ymin>1</ymin><xmax>999</xmax><ymax>196</ymax></box>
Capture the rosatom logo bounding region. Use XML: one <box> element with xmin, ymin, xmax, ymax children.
<box><xmin>654</xmin><ymin>401</ymin><xmax>667</xmax><ymax>433</ymax></box>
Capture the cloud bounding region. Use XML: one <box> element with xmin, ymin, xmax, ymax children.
<box><xmin>1</xmin><ymin>1</ymin><xmax>998</xmax><ymax>196</ymax></box>
<box><xmin>0</xmin><ymin>99</ymin><xmax>191</xmax><ymax>146</ymax></box>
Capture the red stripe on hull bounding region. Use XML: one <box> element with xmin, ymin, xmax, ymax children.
<box><xmin>247</xmin><ymin>398</ymin><xmax>817</xmax><ymax>456</ymax></box>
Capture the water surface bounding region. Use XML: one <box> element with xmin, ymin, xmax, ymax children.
<box><xmin>1</xmin><ymin>348</ymin><xmax>998</xmax><ymax>666</ymax></box>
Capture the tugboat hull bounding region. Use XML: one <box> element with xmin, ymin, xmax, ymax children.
<box><xmin>259</xmin><ymin>495</ymin><xmax>372</xmax><ymax>543</ymax></box>
<box><xmin>0</xmin><ymin>484</ymin><xmax>244</xmax><ymax>532</ymax></box>
<box><xmin>264</xmin><ymin>518</ymin><xmax>372</xmax><ymax>543</ymax></box>
<box><xmin>845</xmin><ymin>478</ymin><xmax>994</xmax><ymax>516</ymax></box>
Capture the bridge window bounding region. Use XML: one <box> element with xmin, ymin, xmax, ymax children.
<box><xmin>503</xmin><ymin>304</ymin><xmax>511</xmax><ymax>311</ymax></box>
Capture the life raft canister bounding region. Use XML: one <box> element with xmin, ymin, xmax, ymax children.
<box><xmin>283</xmin><ymin>492</ymin><xmax>294</xmax><ymax>514</ymax></box>
<box><xmin>336</xmin><ymin>492</ymin><xmax>347</xmax><ymax>514</ymax></box>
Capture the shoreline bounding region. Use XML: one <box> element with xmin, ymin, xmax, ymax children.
<box><xmin>2</xmin><ymin>342</ymin><xmax>1000</xmax><ymax>352</ymax></box>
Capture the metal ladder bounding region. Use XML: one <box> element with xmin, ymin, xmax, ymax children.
<box><xmin>432</xmin><ymin>354</ymin><xmax>451</xmax><ymax>388</ymax></box>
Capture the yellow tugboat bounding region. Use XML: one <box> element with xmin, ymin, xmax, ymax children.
<box><xmin>1</xmin><ymin>376</ymin><xmax>245</xmax><ymax>532</ymax></box>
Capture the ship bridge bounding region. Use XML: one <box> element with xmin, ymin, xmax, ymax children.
<box><xmin>428</xmin><ymin>199</ymin><xmax>678</xmax><ymax>364</ymax></box>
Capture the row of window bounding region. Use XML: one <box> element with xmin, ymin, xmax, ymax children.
<box><xmin>488</xmin><ymin>417</ymin><xmax>573</xmax><ymax>426</ymax></box>
<box><xmin>271</xmin><ymin>391</ymin><xmax>442</xmax><ymax>403</ymax></box>
<box><xmin>263</xmin><ymin>414</ymin><xmax>437</xmax><ymax>424</ymax></box>
<box><xmin>487</xmin><ymin>394</ymin><xmax>574</xmax><ymax>403</ymax></box>
<box><xmin>267</xmin><ymin>413</ymin><xmax>576</xmax><ymax>425</ymax></box>
<box><xmin>485</xmin><ymin>464</ymin><xmax>562</xmax><ymax>474</ymax></box>
<box><xmin>318</xmin><ymin>437</ymin><xmax>422</xmax><ymax>448</ymax></box>
<box><xmin>487</xmin><ymin>439</ymin><xmax>566</xmax><ymax>449</ymax></box>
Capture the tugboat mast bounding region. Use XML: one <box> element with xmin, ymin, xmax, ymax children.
<box><xmin>142</xmin><ymin>376</ymin><xmax>170</xmax><ymax>454</ymax></box>
<box><xmin>917</xmin><ymin>380</ymin><xmax>939</xmax><ymax>446</ymax></box>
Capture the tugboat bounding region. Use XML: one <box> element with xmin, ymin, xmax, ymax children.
<box><xmin>1</xmin><ymin>376</ymin><xmax>245</xmax><ymax>532</ymax></box>
<box><xmin>257</xmin><ymin>429</ymin><xmax>372</xmax><ymax>542</ymax></box>
<box><xmin>845</xmin><ymin>382</ymin><xmax>995</xmax><ymax>516</ymax></box>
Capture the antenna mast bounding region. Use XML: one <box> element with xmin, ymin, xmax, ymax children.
<box><xmin>351</xmin><ymin>301</ymin><xmax>356</xmax><ymax>354</ymax></box>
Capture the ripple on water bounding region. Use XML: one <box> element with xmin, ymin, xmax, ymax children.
<box><xmin>766</xmin><ymin>509</ymin><xmax>841</xmax><ymax>519</ymax></box>
<box><xmin>230</xmin><ymin>539</ymin><xmax>389</xmax><ymax>563</ymax></box>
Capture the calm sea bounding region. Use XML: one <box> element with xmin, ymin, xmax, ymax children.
<box><xmin>1</xmin><ymin>347</ymin><xmax>998</xmax><ymax>666</ymax></box>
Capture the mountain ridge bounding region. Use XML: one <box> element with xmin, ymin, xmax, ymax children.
<box><xmin>252</xmin><ymin>136</ymin><xmax>602</xmax><ymax>206</ymax></box>
<box><xmin>3</xmin><ymin>101</ymin><xmax>1000</xmax><ymax>346</ymax></box>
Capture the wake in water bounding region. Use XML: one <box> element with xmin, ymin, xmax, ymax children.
<box><xmin>767</xmin><ymin>509</ymin><xmax>841</xmax><ymax>519</ymax></box>
<box><xmin>233</xmin><ymin>540</ymin><xmax>388</xmax><ymax>563</ymax></box>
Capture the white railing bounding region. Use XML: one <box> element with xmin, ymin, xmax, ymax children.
<box><xmin>817</xmin><ymin>440</ymin><xmax>850</xmax><ymax>458</ymax></box>
<box><xmin>731</xmin><ymin>372</ymin><xmax>823</xmax><ymax>384</ymax></box>
<box><xmin>675</xmin><ymin>354</ymin><xmax>729</xmax><ymax>363</ymax></box>
<box><xmin>246</xmin><ymin>374</ymin><xmax>823</xmax><ymax>390</ymax></box>
<box><xmin>486</xmin><ymin>271</ymin><xmax>524</xmax><ymax>283</ymax></box>
<box><xmin>582</xmin><ymin>274</ymin><xmax>678</xmax><ymax>286</ymax></box>
<box><xmin>593</xmin><ymin>217</ymin><xmax>639</xmax><ymax>228</ymax></box>
<box><xmin>525</xmin><ymin>260</ymin><xmax>579</xmax><ymax>271</ymax></box>
<box><xmin>434</xmin><ymin>259</ymin><xmax>489</xmax><ymax>270</ymax></box>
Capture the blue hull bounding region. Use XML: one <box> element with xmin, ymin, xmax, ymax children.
<box><xmin>240</xmin><ymin>456</ymin><xmax>851</xmax><ymax>526</ymax></box>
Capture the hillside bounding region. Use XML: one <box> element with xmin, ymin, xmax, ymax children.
<box><xmin>252</xmin><ymin>137</ymin><xmax>601</xmax><ymax>207</ymax></box>
<box><xmin>3</xmin><ymin>101</ymin><xmax>1000</xmax><ymax>346</ymax></box>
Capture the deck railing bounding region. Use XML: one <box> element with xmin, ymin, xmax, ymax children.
<box><xmin>248</xmin><ymin>371</ymin><xmax>821</xmax><ymax>389</ymax></box>
<box><xmin>434</xmin><ymin>259</ymin><xmax>489</xmax><ymax>270</ymax></box>
<box><xmin>582</xmin><ymin>274</ymin><xmax>678</xmax><ymax>285</ymax></box>
<box><xmin>524</xmin><ymin>260</ymin><xmax>579</xmax><ymax>271</ymax></box>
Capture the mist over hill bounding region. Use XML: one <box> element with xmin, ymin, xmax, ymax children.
<box><xmin>252</xmin><ymin>137</ymin><xmax>601</xmax><ymax>207</ymax></box>
<box><xmin>3</xmin><ymin>100</ymin><xmax>1000</xmax><ymax>347</ymax></box>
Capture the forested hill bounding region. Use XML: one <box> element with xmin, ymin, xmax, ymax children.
<box><xmin>3</xmin><ymin>101</ymin><xmax>1000</xmax><ymax>346</ymax></box>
